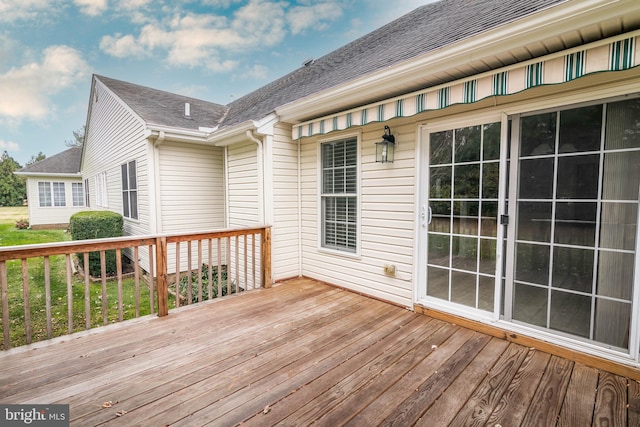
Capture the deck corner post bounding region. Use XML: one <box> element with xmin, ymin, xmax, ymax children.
<box><xmin>156</xmin><ymin>236</ymin><xmax>169</xmax><ymax>317</ymax></box>
<box><xmin>261</xmin><ymin>227</ymin><xmax>272</xmax><ymax>289</ymax></box>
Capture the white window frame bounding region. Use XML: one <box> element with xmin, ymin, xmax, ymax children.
<box><xmin>318</xmin><ymin>133</ymin><xmax>361</xmax><ymax>256</ymax></box>
<box><xmin>121</xmin><ymin>160</ymin><xmax>138</xmax><ymax>220</ymax></box>
<box><xmin>72</xmin><ymin>182</ymin><xmax>84</xmax><ymax>207</ymax></box>
<box><xmin>37</xmin><ymin>181</ymin><xmax>66</xmax><ymax>208</ymax></box>
<box><xmin>95</xmin><ymin>172</ymin><xmax>107</xmax><ymax>207</ymax></box>
<box><xmin>84</xmin><ymin>178</ymin><xmax>90</xmax><ymax>208</ymax></box>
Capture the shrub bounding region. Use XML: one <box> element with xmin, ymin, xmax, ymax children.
<box><xmin>177</xmin><ymin>264</ymin><xmax>242</xmax><ymax>304</ymax></box>
<box><xmin>69</xmin><ymin>211</ymin><xmax>123</xmax><ymax>276</ymax></box>
<box><xmin>14</xmin><ymin>218</ymin><xmax>29</xmax><ymax>229</ymax></box>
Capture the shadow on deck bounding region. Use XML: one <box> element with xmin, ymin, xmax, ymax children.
<box><xmin>1</xmin><ymin>277</ymin><xmax>639</xmax><ymax>426</ymax></box>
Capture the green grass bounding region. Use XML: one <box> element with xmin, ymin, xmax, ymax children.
<box><xmin>0</xmin><ymin>207</ymin><xmax>155</xmax><ymax>349</ymax></box>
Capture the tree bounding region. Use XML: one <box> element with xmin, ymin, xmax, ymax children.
<box><xmin>0</xmin><ymin>151</ymin><xmax>26</xmax><ymax>206</ymax></box>
<box><xmin>65</xmin><ymin>126</ymin><xmax>85</xmax><ymax>147</ymax></box>
<box><xmin>25</xmin><ymin>152</ymin><xmax>46</xmax><ymax>167</ymax></box>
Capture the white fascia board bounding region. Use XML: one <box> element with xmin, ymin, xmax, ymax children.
<box><xmin>206</xmin><ymin>121</ymin><xmax>257</xmax><ymax>146</ymax></box>
<box><xmin>276</xmin><ymin>0</ymin><xmax>637</xmax><ymax>123</ymax></box>
<box><xmin>147</xmin><ymin>124</ymin><xmax>211</xmax><ymax>144</ymax></box>
<box><xmin>14</xmin><ymin>172</ymin><xmax>81</xmax><ymax>178</ymax></box>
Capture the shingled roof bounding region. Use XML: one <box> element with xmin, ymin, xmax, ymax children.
<box><xmin>95</xmin><ymin>75</ymin><xmax>228</xmax><ymax>131</ymax></box>
<box><xmin>16</xmin><ymin>147</ymin><xmax>82</xmax><ymax>175</ymax></box>
<box><xmin>96</xmin><ymin>0</ymin><xmax>567</xmax><ymax>132</ymax></box>
<box><xmin>221</xmin><ymin>0</ymin><xmax>566</xmax><ymax>128</ymax></box>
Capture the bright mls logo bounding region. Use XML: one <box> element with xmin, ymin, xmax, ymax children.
<box><xmin>1</xmin><ymin>405</ymin><xmax>69</xmax><ymax>426</ymax></box>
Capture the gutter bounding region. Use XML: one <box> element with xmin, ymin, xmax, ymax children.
<box><xmin>245</xmin><ymin>130</ymin><xmax>266</xmax><ymax>225</ymax></box>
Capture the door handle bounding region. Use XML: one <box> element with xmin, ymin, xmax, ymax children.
<box><xmin>421</xmin><ymin>205</ymin><xmax>433</xmax><ymax>228</ymax></box>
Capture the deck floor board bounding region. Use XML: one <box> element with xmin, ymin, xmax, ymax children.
<box><xmin>0</xmin><ymin>277</ymin><xmax>636</xmax><ymax>426</ymax></box>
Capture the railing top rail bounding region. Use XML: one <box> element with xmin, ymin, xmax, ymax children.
<box><xmin>0</xmin><ymin>226</ymin><xmax>271</xmax><ymax>262</ymax></box>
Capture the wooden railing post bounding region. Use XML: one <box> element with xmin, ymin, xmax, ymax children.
<box><xmin>261</xmin><ymin>227</ymin><xmax>272</xmax><ymax>289</ymax></box>
<box><xmin>156</xmin><ymin>236</ymin><xmax>169</xmax><ymax>317</ymax></box>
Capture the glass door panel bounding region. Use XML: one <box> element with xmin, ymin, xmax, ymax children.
<box><xmin>508</xmin><ymin>99</ymin><xmax>640</xmax><ymax>350</ymax></box>
<box><xmin>426</xmin><ymin>122</ymin><xmax>501</xmax><ymax>312</ymax></box>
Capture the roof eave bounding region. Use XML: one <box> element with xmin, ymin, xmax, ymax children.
<box><xmin>14</xmin><ymin>172</ymin><xmax>81</xmax><ymax>178</ymax></box>
<box><xmin>276</xmin><ymin>0</ymin><xmax>635</xmax><ymax>123</ymax></box>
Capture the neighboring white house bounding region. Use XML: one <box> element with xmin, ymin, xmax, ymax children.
<box><xmin>81</xmin><ymin>0</ymin><xmax>640</xmax><ymax>369</ymax></box>
<box><xmin>15</xmin><ymin>147</ymin><xmax>85</xmax><ymax>229</ymax></box>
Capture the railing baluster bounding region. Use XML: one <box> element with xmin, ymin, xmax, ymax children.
<box><xmin>100</xmin><ymin>251</ymin><xmax>107</xmax><ymax>326</ymax></box>
<box><xmin>217</xmin><ymin>238</ymin><xmax>222</xmax><ymax>299</ymax></box>
<box><xmin>44</xmin><ymin>256</ymin><xmax>52</xmax><ymax>339</ymax></box>
<box><xmin>197</xmin><ymin>240</ymin><xmax>203</xmax><ymax>302</ymax></box>
<box><xmin>134</xmin><ymin>246</ymin><xmax>140</xmax><ymax>318</ymax></box>
<box><xmin>116</xmin><ymin>248</ymin><xmax>123</xmax><ymax>322</ymax></box>
<box><xmin>148</xmin><ymin>244</ymin><xmax>155</xmax><ymax>314</ymax></box>
<box><xmin>66</xmin><ymin>254</ymin><xmax>73</xmax><ymax>334</ymax></box>
<box><xmin>187</xmin><ymin>241</ymin><xmax>192</xmax><ymax>304</ymax></box>
<box><xmin>207</xmin><ymin>239</ymin><xmax>213</xmax><ymax>301</ymax></box>
<box><xmin>83</xmin><ymin>252</ymin><xmax>90</xmax><ymax>329</ymax></box>
<box><xmin>235</xmin><ymin>236</ymin><xmax>239</xmax><ymax>294</ymax></box>
<box><xmin>175</xmin><ymin>242</ymin><xmax>181</xmax><ymax>308</ymax></box>
<box><xmin>1</xmin><ymin>261</ymin><xmax>10</xmax><ymax>350</ymax></box>
<box><xmin>226</xmin><ymin>237</ymin><xmax>231</xmax><ymax>296</ymax></box>
<box><xmin>244</xmin><ymin>235</ymin><xmax>248</xmax><ymax>291</ymax></box>
<box><xmin>252</xmin><ymin>234</ymin><xmax>256</xmax><ymax>290</ymax></box>
<box><xmin>21</xmin><ymin>259</ymin><xmax>31</xmax><ymax>345</ymax></box>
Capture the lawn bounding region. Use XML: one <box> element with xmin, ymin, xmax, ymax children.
<box><xmin>0</xmin><ymin>207</ymin><xmax>154</xmax><ymax>349</ymax></box>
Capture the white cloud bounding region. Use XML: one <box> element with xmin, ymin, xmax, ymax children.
<box><xmin>287</xmin><ymin>2</ymin><xmax>343</xmax><ymax>35</ymax></box>
<box><xmin>243</xmin><ymin>64</ymin><xmax>268</xmax><ymax>80</ymax></box>
<box><xmin>100</xmin><ymin>0</ymin><xmax>291</xmax><ymax>70</ymax></box>
<box><xmin>74</xmin><ymin>0</ymin><xmax>108</xmax><ymax>16</ymax></box>
<box><xmin>0</xmin><ymin>45</ymin><xmax>89</xmax><ymax>121</ymax></box>
<box><xmin>0</xmin><ymin>0</ymin><xmax>55</xmax><ymax>22</ymax></box>
<box><xmin>0</xmin><ymin>139</ymin><xmax>19</xmax><ymax>151</ymax></box>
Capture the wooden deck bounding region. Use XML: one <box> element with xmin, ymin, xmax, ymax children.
<box><xmin>1</xmin><ymin>277</ymin><xmax>639</xmax><ymax>426</ymax></box>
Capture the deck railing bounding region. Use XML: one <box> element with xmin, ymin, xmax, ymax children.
<box><xmin>0</xmin><ymin>226</ymin><xmax>271</xmax><ymax>350</ymax></box>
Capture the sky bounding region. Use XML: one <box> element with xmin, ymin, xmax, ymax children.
<box><xmin>0</xmin><ymin>0</ymin><xmax>434</xmax><ymax>166</ymax></box>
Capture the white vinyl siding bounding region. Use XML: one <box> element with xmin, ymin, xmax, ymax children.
<box><xmin>227</xmin><ymin>141</ymin><xmax>260</xmax><ymax>227</ymax></box>
<box><xmin>299</xmin><ymin>125</ymin><xmax>415</xmax><ymax>308</ymax></box>
<box><xmin>26</xmin><ymin>177</ymin><xmax>85</xmax><ymax>227</ymax></box>
<box><xmin>82</xmin><ymin>79</ymin><xmax>150</xmax><ymax>240</ymax></box>
<box><xmin>271</xmin><ymin>123</ymin><xmax>301</xmax><ymax>280</ymax></box>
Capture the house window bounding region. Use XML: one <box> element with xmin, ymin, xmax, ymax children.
<box><xmin>95</xmin><ymin>172</ymin><xmax>107</xmax><ymax>207</ymax></box>
<box><xmin>121</xmin><ymin>160</ymin><xmax>138</xmax><ymax>220</ymax></box>
<box><xmin>72</xmin><ymin>182</ymin><xmax>84</xmax><ymax>207</ymax></box>
<box><xmin>38</xmin><ymin>182</ymin><xmax>65</xmax><ymax>207</ymax></box>
<box><xmin>84</xmin><ymin>178</ymin><xmax>90</xmax><ymax>208</ymax></box>
<box><xmin>321</xmin><ymin>137</ymin><xmax>358</xmax><ymax>252</ymax></box>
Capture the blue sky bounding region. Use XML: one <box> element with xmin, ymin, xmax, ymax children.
<box><xmin>0</xmin><ymin>0</ymin><xmax>432</xmax><ymax>166</ymax></box>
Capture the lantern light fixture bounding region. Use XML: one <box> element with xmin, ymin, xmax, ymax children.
<box><xmin>375</xmin><ymin>125</ymin><xmax>395</xmax><ymax>163</ymax></box>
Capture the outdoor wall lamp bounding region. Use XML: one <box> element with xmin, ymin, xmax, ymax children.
<box><xmin>376</xmin><ymin>125</ymin><xmax>395</xmax><ymax>163</ymax></box>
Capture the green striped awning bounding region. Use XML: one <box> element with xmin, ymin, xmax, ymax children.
<box><xmin>293</xmin><ymin>33</ymin><xmax>638</xmax><ymax>139</ymax></box>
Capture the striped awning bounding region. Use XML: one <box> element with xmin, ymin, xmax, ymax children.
<box><xmin>293</xmin><ymin>33</ymin><xmax>638</xmax><ymax>140</ymax></box>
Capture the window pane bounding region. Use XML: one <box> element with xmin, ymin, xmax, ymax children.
<box><xmin>428</xmin><ymin>233</ymin><xmax>450</xmax><ymax>266</ymax></box>
<box><xmin>130</xmin><ymin>191</ymin><xmax>138</xmax><ymax>220</ymax></box>
<box><xmin>552</xmin><ymin>246</ymin><xmax>593</xmax><ymax>293</ymax></box>
<box><xmin>53</xmin><ymin>182</ymin><xmax>65</xmax><ymax>207</ymax></box>
<box><xmin>478</xmin><ymin>275</ymin><xmax>495</xmax><ymax>312</ymax></box>
<box><xmin>451</xmin><ymin>235</ymin><xmax>477</xmax><ymax>272</ymax></box>
<box><xmin>454</xmin><ymin>164</ymin><xmax>479</xmax><ymax>198</ymax></box>
<box><xmin>451</xmin><ymin>270</ymin><xmax>476</xmax><ymax>308</ymax></box>
<box><xmin>601</xmin><ymin>151</ymin><xmax>640</xmax><ymax>201</ymax></box>
<box><xmin>597</xmin><ymin>251</ymin><xmax>634</xmax><ymax>300</ymax></box>
<box><xmin>559</xmin><ymin>105</ymin><xmax>602</xmax><ymax>153</ymax></box>
<box><xmin>594</xmin><ymin>298</ymin><xmax>630</xmax><ymax>348</ymax></box>
<box><xmin>72</xmin><ymin>182</ymin><xmax>84</xmax><ymax>207</ymax></box>
<box><xmin>521</xmin><ymin>112</ymin><xmax>556</xmax><ymax>156</ymax></box>
<box><xmin>482</xmin><ymin>162</ymin><xmax>499</xmax><ymax>199</ymax></box>
<box><xmin>430</xmin><ymin>201</ymin><xmax>451</xmax><ymax>233</ymax></box>
<box><xmin>430</xmin><ymin>130</ymin><xmax>452</xmax><ymax>165</ymax></box>
<box><xmin>480</xmin><ymin>201</ymin><xmax>498</xmax><ymax>237</ymax></box>
<box><xmin>453</xmin><ymin>201</ymin><xmax>478</xmax><ymax>235</ymax></box>
<box><xmin>517</xmin><ymin>202</ymin><xmax>552</xmax><ymax>242</ymax></box>
<box><xmin>515</xmin><ymin>243</ymin><xmax>549</xmax><ymax>285</ymax></box>
<box><xmin>479</xmin><ymin>239</ymin><xmax>496</xmax><ymax>275</ymax></box>
<box><xmin>549</xmin><ymin>291</ymin><xmax>590</xmax><ymax>338</ymax></box>
<box><xmin>599</xmin><ymin>202</ymin><xmax>637</xmax><ymax>250</ymax></box>
<box><xmin>482</xmin><ymin>122</ymin><xmax>501</xmax><ymax>161</ymax></box>
<box><xmin>38</xmin><ymin>182</ymin><xmax>51</xmax><ymax>207</ymax></box>
<box><xmin>430</xmin><ymin>166</ymin><xmax>451</xmax><ymax>199</ymax></box>
<box><xmin>427</xmin><ymin>266</ymin><xmax>449</xmax><ymax>300</ymax></box>
<box><xmin>519</xmin><ymin>158</ymin><xmax>554</xmax><ymax>199</ymax></box>
<box><xmin>455</xmin><ymin>125</ymin><xmax>481</xmax><ymax>163</ymax></box>
<box><xmin>128</xmin><ymin>161</ymin><xmax>137</xmax><ymax>189</ymax></box>
<box><xmin>513</xmin><ymin>283</ymin><xmax>547</xmax><ymax>327</ymax></box>
<box><xmin>121</xmin><ymin>164</ymin><xmax>128</xmax><ymax>189</ymax></box>
<box><xmin>554</xmin><ymin>202</ymin><xmax>596</xmax><ymax>246</ymax></box>
<box><xmin>122</xmin><ymin>192</ymin><xmax>129</xmax><ymax>217</ymax></box>
<box><xmin>556</xmin><ymin>154</ymin><xmax>599</xmax><ymax>199</ymax></box>
<box><xmin>605</xmin><ymin>98</ymin><xmax>640</xmax><ymax>150</ymax></box>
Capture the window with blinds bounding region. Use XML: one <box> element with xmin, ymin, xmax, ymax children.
<box><xmin>321</xmin><ymin>137</ymin><xmax>358</xmax><ymax>252</ymax></box>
